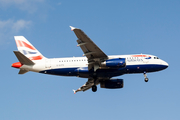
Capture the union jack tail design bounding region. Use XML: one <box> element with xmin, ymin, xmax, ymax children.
<box><xmin>14</xmin><ymin>36</ymin><xmax>46</xmax><ymax>60</ymax></box>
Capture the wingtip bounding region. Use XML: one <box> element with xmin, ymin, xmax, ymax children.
<box><xmin>73</xmin><ymin>89</ymin><xmax>76</xmax><ymax>94</ymax></box>
<box><xmin>70</xmin><ymin>26</ymin><xmax>76</xmax><ymax>31</ymax></box>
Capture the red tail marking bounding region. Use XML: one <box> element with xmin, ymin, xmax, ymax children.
<box><xmin>15</xmin><ymin>40</ymin><xmax>35</xmax><ymax>50</ymax></box>
<box><xmin>29</xmin><ymin>55</ymin><xmax>43</xmax><ymax>60</ymax></box>
<box><xmin>18</xmin><ymin>40</ymin><xmax>23</xmax><ymax>47</ymax></box>
<box><xmin>15</xmin><ymin>40</ymin><xmax>23</xmax><ymax>47</ymax></box>
<box><xmin>22</xmin><ymin>41</ymin><xmax>36</xmax><ymax>50</ymax></box>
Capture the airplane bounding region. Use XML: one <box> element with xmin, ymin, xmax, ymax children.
<box><xmin>12</xmin><ymin>26</ymin><xmax>168</xmax><ymax>94</ymax></box>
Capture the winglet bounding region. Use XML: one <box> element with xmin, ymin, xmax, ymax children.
<box><xmin>73</xmin><ymin>89</ymin><xmax>76</xmax><ymax>94</ymax></box>
<box><xmin>70</xmin><ymin>26</ymin><xmax>76</xmax><ymax>31</ymax></box>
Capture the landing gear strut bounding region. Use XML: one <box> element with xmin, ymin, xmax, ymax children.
<box><xmin>92</xmin><ymin>75</ymin><xmax>97</xmax><ymax>92</ymax></box>
<box><xmin>144</xmin><ymin>72</ymin><xmax>149</xmax><ymax>82</ymax></box>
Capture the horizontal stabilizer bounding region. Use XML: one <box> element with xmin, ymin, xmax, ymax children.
<box><xmin>13</xmin><ymin>51</ymin><xmax>34</xmax><ymax>65</ymax></box>
<box><xmin>18</xmin><ymin>69</ymin><xmax>29</xmax><ymax>74</ymax></box>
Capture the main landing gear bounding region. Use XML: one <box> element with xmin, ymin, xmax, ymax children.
<box><xmin>92</xmin><ymin>73</ymin><xmax>97</xmax><ymax>92</ymax></box>
<box><xmin>92</xmin><ymin>85</ymin><xmax>97</xmax><ymax>92</ymax></box>
<box><xmin>144</xmin><ymin>72</ymin><xmax>149</xmax><ymax>82</ymax></box>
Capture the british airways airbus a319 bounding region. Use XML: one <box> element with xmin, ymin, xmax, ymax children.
<box><xmin>12</xmin><ymin>26</ymin><xmax>168</xmax><ymax>94</ymax></box>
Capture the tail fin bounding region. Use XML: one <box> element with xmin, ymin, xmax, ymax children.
<box><xmin>14</xmin><ymin>36</ymin><xmax>46</xmax><ymax>60</ymax></box>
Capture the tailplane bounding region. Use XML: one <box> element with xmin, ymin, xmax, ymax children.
<box><xmin>13</xmin><ymin>51</ymin><xmax>35</xmax><ymax>65</ymax></box>
<box><xmin>18</xmin><ymin>69</ymin><xmax>29</xmax><ymax>74</ymax></box>
<box><xmin>12</xmin><ymin>51</ymin><xmax>35</xmax><ymax>74</ymax></box>
<box><xmin>14</xmin><ymin>36</ymin><xmax>46</xmax><ymax>60</ymax></box>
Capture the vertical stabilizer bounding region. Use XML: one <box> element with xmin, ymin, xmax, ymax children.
<box><xmin>14</xmin><ymin>36</ymin><xmax>46</xmax><ymax>60</ymax></box>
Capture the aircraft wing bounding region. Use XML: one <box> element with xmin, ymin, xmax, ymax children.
<box><xmin>73</xmin><ymin>78</ymin><xmax>100</xmax><ymax>94</ymax></box>
<box><xmin>70</xmin><ymin>26</ymin><xmax>108</xmax><ymax>70</ymax></box>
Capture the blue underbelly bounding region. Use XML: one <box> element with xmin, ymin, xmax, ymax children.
<box><xmin>39</xmin><ymin>64</ymin><xmax>167</xmax><ymax>77</ymax></box>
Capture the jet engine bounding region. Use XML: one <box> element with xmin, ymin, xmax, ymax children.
<box><xmin>100</xmin><ymin>79</ymin><xmax>124</xmax><ymax>89</ymax></box>
<box><xmin>101</xmin><ymin>58</ymin><xmax>126</xmax><ymax>68</ymax></box>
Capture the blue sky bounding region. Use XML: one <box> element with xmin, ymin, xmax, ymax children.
<box><xmin>1</xmin><ymin>0</ymin><xmax>180</xmax><ymax>120</ymax></box>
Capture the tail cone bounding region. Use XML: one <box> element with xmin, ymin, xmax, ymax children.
<box><xmin>12</xmin><ymin>62</ymin><xmax>22</xmax><ymax>68</ymax></box>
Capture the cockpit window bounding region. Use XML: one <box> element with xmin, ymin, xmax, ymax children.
<box><xmin>154</xmin><ymin>57</ymin><xmax>159</xmax><ymax>59</ymax></box>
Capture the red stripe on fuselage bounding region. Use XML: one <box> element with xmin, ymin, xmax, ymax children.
<box><xmin>131</xmin><ymin>55</ymin><xmax>149</xmax><ymax>57</ymax></box>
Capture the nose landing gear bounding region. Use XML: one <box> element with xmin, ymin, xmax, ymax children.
<box><xmin>145</xmin><ymin>77</ymin><xmax>149</xmax><ymax>82</ymax></box>
<box><xmin>144</xmin><ymin>72</ymin><xmax>149</xmax><ymax>82</ymax></box>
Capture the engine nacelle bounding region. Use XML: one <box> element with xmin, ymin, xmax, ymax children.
<box><xmin>101</xmin><ymin>58</ymin><xmax>126</xmax><ymax>68</ymax></box>
<box><xmin>100</xmin><ymin>79</ymin><xmax>124</xmax><ymax>89</ymax></box>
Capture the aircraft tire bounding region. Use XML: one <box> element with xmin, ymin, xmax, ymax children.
<box><xmin>92</xmin><ymin>85</ymin><xmax>97</xmax><ymax>92</ymax></box>
<box><xmin>145</xmin><ymin>78</ymin><xmax>149</xmax><ymax>82</ymax></box>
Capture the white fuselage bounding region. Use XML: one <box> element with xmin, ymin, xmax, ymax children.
<box><xmin>19</xmin><ymin>54</ymin><xmax>168</xmax><ymax>78</ymax></box>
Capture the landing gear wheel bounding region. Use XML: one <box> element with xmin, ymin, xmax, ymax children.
<box><xmin>145</xmin><ymin>78</ymin><xmax>149</xmax><ymax>82</ymax></box>
<box><xmin>92</xmin><ymin>85</ymin><xmax>97</xmax><ymax>92</ymax></box>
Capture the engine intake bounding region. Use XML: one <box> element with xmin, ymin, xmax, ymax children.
<box><xmin>100</xmin><ymin>79</ymin><xmax>124</xmax><ymax>89</ymax></box>
<box><xmin>101</xmin><ymin>58</ymin><xmax>126</xmax><ymax>68</ymax></box>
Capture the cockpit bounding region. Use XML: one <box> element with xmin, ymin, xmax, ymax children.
<box><xmin>154</xmin><ymin>57</ymin><xmax>159</xmax><ymax>59</ymax></box>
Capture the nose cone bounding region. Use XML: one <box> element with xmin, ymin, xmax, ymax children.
<box><xmin>161</xmin><ymin>60</ymin><xmax>169</xmax><ymax>69</ymax></box>
<box><xmin>12</xmin><ymin>62</ymin><xmax>22</xmax><ymax>68</ymax></box>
